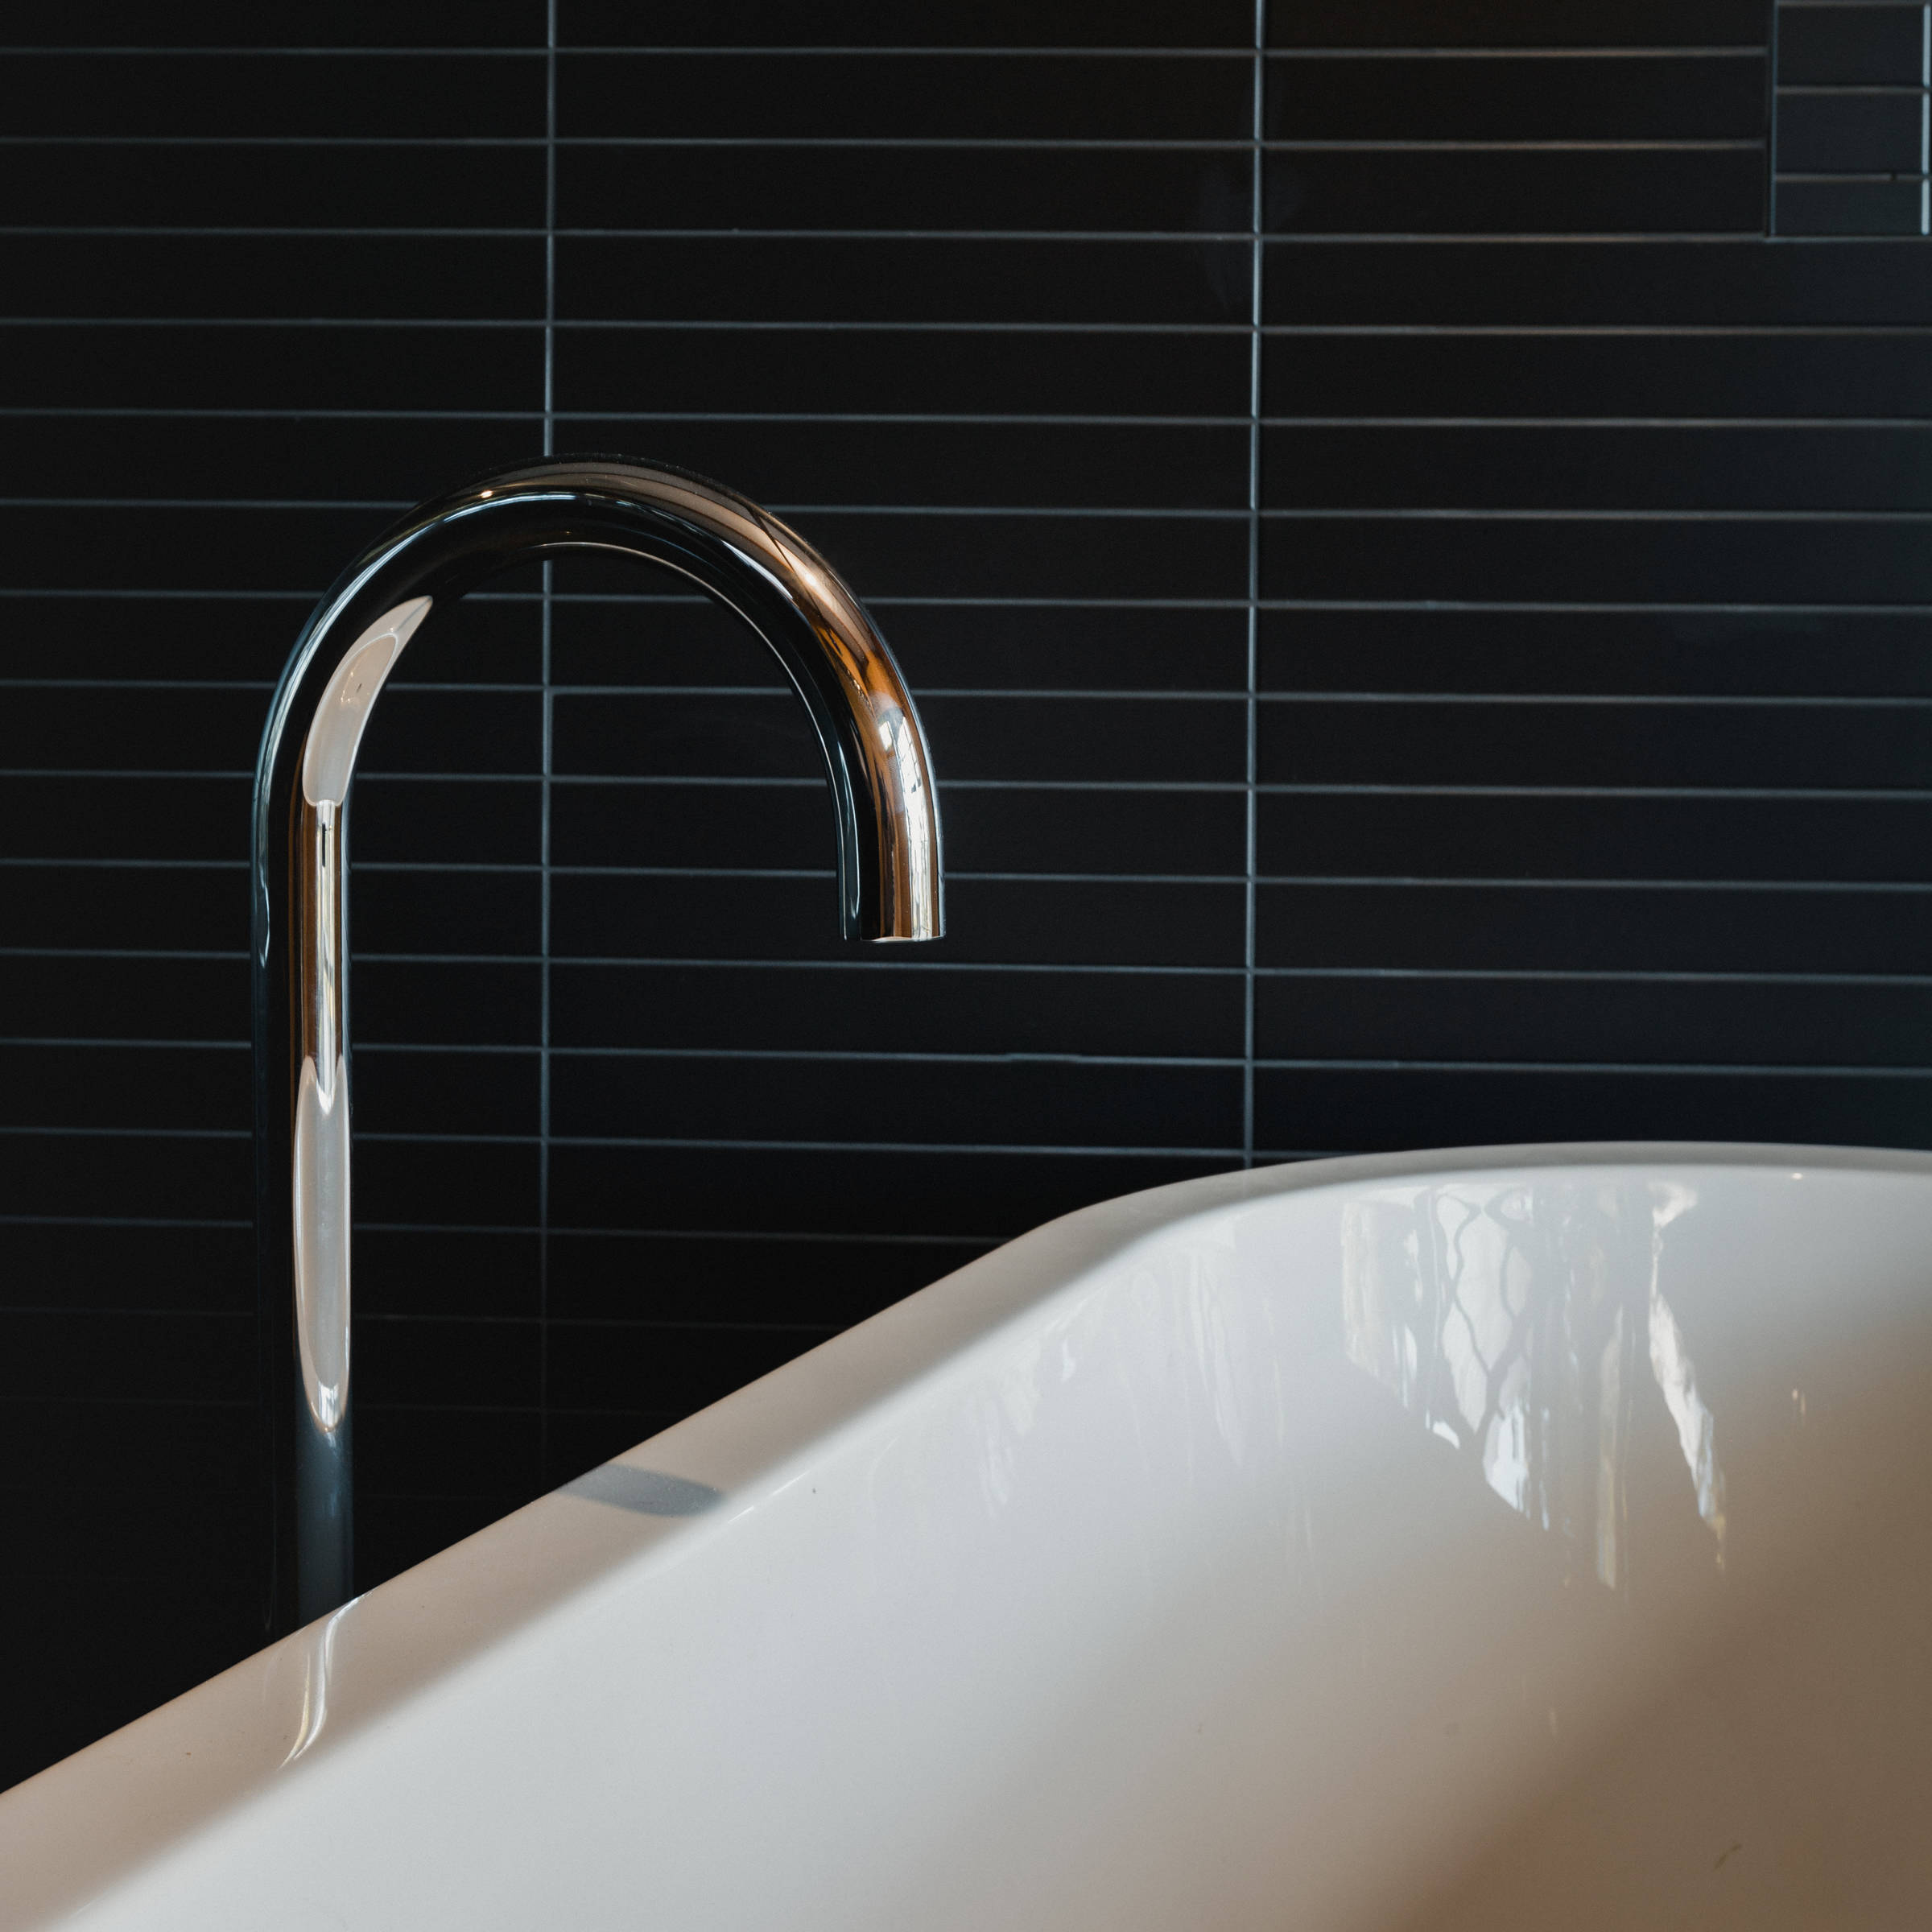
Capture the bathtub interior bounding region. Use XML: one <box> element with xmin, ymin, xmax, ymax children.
<box><xmin>8</xmin><ymin>1149</ymin><xmax>1932</xmax><ymax>1930</ymax></box>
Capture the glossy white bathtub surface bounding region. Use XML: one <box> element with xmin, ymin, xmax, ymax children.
<box><xmin>9</xmin><ymin>1144</ymin><xmax>1932</xmax><ymax>1930</ymax></box>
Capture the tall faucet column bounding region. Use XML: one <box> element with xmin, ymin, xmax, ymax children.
<box><xmin>252</xmin><ymin>459</ymin><xmax>944</xmax><ymax>1634</ymax></box>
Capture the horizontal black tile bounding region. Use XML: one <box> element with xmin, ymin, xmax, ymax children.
<box><xmin>559</xmin><ymin>416</ymin><xmax>1249</xmax><ymax>510</ymax></box>
<box><xmin>1259</xmin><ymin>511</ymin><xmax>1932</xmax><ymax>605</ymax></box>
<box><xmin>1777</xmin><ymin>89</ymin><xmax>1922</xmax><ymax>174</ymax></box>
<box><xmin>555</xmin><ymin>321</ymin><xmax>1247</xmax><ymax>420</ymax></box>
<box><xmin>1269</xmin><ymin>1</ymin><xmax>1767</xmax><ymax>47</ymax></box>
<box><xmin>0</xmin><ymin>1309</ymin><xmax>251</xmax><ymax>1402</ymax></box>
<box><xmin>3</xmin><ymin>233</ymin><xmax>544</xmax><ymax>322</ymax></box>
<box><xmin>1254</xmin><ymin>1063</ymin><xmax>1932</xmax><ymax>1155</ymax></box>
<box><xmin>560</xmin><ymin>144</ymin><xmax>1251</xmax><ymax>236</ymax></box>
<box><xmin>0</xmin><ymin>412</ymin><xmax>539</xmax><ymax>514</ymax></box>
<box><xmin>1264</xmin><ymin>423</ymin><xmax>1932</xmax><ymax>510</ymax></box>
<box><xmin>0</xmin><ymin>863</ymin><xmax>247</xmax><ymax>952</ymax></box>
<box><xmin>1265</xmin><ymin>148</ymin><xmax>1763</xmax><ymax>237</ymax></box>
<box><xmin>0</xmin><ymin>952</ymin><xmax>243</xmax><ymax>1042</ymax></box>
<box><xmin>353</xmin><ymin>1135</ymin><xmax>538</xmax><ymax>1227</ymax></box>
<box><xmin>560</xmin><ymin>236</ymin><xmax>1249</xmax><ymax>326</ymax></box>
<box><xmin>355</xmin><ymin>960</ymin><xmax>539</xmax><ymax>1046</ymax></box>
<box><xmin>0</xmin><ymin>1397</ymin><xmax>255</xmax><ymax>1493</ymax></box>
<box><xmin>16</xmin><ymin>2</ymin><xmax>543</xmax><ymax>49</ymax></box>
<box><xmin>352</xmin><ymin>867</ymin><xmax>539</xmax><ymax>955</ymax></box>
<box><xmin>1257</xmin><ymin>880</ymin><xmax>1932</xmax><ymax>972</ymax></box>
<box><xmin>1257</xmin><ymin>791</ymin><xmax>1932</xmax><ymax>885</ymax></box>
<box><xmin>1778</xmin><ymin>4</ymin><xmax>1923</xmax><ymax>85</ymax></box>
<box><xmin>0</xmin><ymin>1222</ymin><xmax>253</xmax><ymax>1315</ymax></box>
<box><xmin>1775</xmin><ymin>176</ymin><xmax>1924</xmax><ymax>236</ymax></box>
<box><xmin>5</xmin><ymin>1484</ymin><xmax>258</xmax><ymax>1588</ymax></box>
<box><xmin>0</xmin><ymin>1128</ymin><xmax>249</xmax><ymax>1220</ymax></box>
<box><xmin>551</xmin><ymin>690</ymin><xmax>815</xmax><ymax>780</ymax></box>
<box><xmin>0</xmin><ymin>323</ymin><xmax>541</xmax><ymax>414</ymax></box>
<box><xmin>1260</xmin><ymin>328</ymin><xmax>1932</xmax><ymax>421</ymax></box>
<box><xmin>552</xmin><ymin>1052</ymin><xmax>1241</xmax><ymax>1150</ymax></box>
<box><xmin>0</xmin><ymin>778</ymin><xmax>250</xmax><ymax>863</ymax></box>
<box><xmin>357</xmin><ymin>1228</ymin><xmax>541</xmax><ymax>1319</ymax></box>
<box><xmin>0</xmin><ymin>142</ymin><xmax>544</xmax><ymax>232</ymax></box>
<box><xmin>1256</xmin><ymin>972</ymin><xmax>1932</xmax><ymax>1067</ymax></box>
<box><xmin>357</xmin><ymin>1314</ymin><xmax>539</xmax><ymax>1407</ymax></box>
<box><xmin>549</xmin><ymin>778</ymin><xmax>830</xmax><ymax>870</ymax></box>
<box><xmin>546</xmin><ymin>1228</ymin><xmax>989</xmax><ymax>1324</ymax></box>
<box><xmin>1266</xmin><ymin>53</ymin><xmax>1765</xmax><ymax>141</ymax></box>
<box><xmin>550</xmin><ymin>1142</ymin><xmax>1232</xmax><ymax>1236</ymax></box>
<box><xmin>0</xmin><ymin>683</ymin><xmax>265</xmax><ymax>774</ymax></box>
<box><xmin>0</xmin><ymin>53</ymin><xmax>544</xmax><ymax>139</ymax></box>
<box><xmin>563</xmin><ymin>0</ymin><xmax>1254</xmax><ymax>47</ymax></box>
<box><xmin>941</xmin><ymin>782</ymin><xmax>1248</xmax><ymax>873</ymax></box>
<box><xmin>551</xmin><ymin>873</ymin><xmax>1248</xmax><ymax>967</ymax></box>
<box><xmin>1257</xmin><ymin>695</ymin><xmax>1932</xmax><ymax>789</ymax></box>
<box><xmin>0</xmin><ymin>502</ymin><xmax>404</xmax><ymax>594</ymax></box>
<box><xmin>0</xmin><ymin>1042</ymin><xmax>246</xmax><ymax>1131</ymax></box>
<box><xmin>0</xmin><ymin>594</ymin><xmax>303</xmax><ymax>684</ymax></box>
<box><xmin>357</xmin><ymin>1402</ymin><xmax>543</xmax><ymax>1498</ymax></box>
<box><xmin>546</xmin><ymin>1320</ymin><xmax>832</xmax><ymax>1415</ymax></box>
<box><xmin>551</xmin><ymin>961</ymin><xmax>1245</xmax><ymax>1059</ymax></box>
<box><xmin>353</xmin><ymin>1046</ymin><xmax>535</xmax><ymax>1136</ymax></box>
<box><xmin>352</xmin><ymin>779</ymin><xmax>539</xmax><ymax>865</ymax></box>
<box><xmin>559</xmin><ymin>52</ymin><xmax>1251</xmax><ymax>142</ymax></box>
<box><xmin>1257</xmin><ymin>609</ymin><xmax>1932</xmax><ymax>699</ymax></box>
<box><xmin>1264</xmin><ymin>238</ymin><xmax>1932</xmax><ymax>326</ymax></box>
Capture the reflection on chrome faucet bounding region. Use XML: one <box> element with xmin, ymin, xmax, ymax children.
<box><xmin>278</xmin><ymin>1602</ymin><xmax>351</xmax><ymax>1768</ymax></box>
<box><xmin>1340</xmin><ymin>1178</ymin><xmax>1728</xmax><ymax>1590</ymax></box>
<box><xmin>252</xmin><ymin>458</ymin><xmax>946</xmax><ymax>1636</ymax></box>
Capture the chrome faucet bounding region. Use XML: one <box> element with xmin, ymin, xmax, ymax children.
<box><xmin>252</xmin><ymin>458</ymin><xmax>944</xmax><ymax>1633</ymax></box>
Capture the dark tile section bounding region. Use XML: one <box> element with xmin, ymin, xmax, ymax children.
<box><xmin>1773</xmin><ymin>2</ymin><xmax>1928</xmax><ymax>236</ymax></box>
<box><xmin>1777</xmin><ymin>5</ymin><xmax>1924</xmax><ymax>85</ymax></box>
<box><xmin>1261</xmin><ymin>330</ymin><xmax>1932</xmax><ymax>421</ymax></box>
<box><xmin>559</xmin><ymin>53</ymin><xmax>1252</xmax><ymax>142</ymax></box>
<box><xmin>1265</xmin><ymin>53</ymin><xmax>1765</xmax><ymax>143</ymax></box>
<box><xmin>1264</xmin><ymin>148</ymin><xmax>1765</xmax><ymax>236</ymax></box>
<box><xmin>1264</xmin><ymin>237</ymin><xmax>1932</xmax><ymax>324</ymax></box>
<box><xmin>559</xmin><ymin>146</ymin><xmax>1253</xmax><ymax>237</ymax></box>
<box><xmin>1777</xmin><ymin>91</ymin><xmax>1922</xmax><ymax>175</ymax></box>
<box><xmin>563</xmin><ymin>0</ymin><xmax>1254</xmax><ymax>47</ymax></box>
<box><xmin>1776</xmin><ymin>178</ymin><xmax>1924</xmax><ymax>235</ymax></box>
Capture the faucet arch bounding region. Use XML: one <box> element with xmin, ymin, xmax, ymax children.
<box><xmin>251</xmin><ymin>457</ymin><xmax>945</xmax><ymax>1633</ymax></box>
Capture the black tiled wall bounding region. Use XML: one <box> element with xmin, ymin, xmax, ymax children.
<box><xmin>3</xmin><ymin>1</ymin><xmax>1926</xmax><ymax>1789</ymax></box>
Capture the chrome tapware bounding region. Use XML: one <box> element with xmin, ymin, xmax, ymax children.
<box><xmin>252</xmin><ymin>457</ymin><xmax>945</xmax><ymax>1633</ymax></box>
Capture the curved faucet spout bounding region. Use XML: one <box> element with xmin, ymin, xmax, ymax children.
<box><xmin>251</xmin><ymin>457</ymin><xmax>945</xmax><ymax>1633</ymax></box>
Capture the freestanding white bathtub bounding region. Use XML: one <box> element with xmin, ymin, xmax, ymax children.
<box><xmin>7</xmin><ymin>1144</ymin><xmax>1932</xmax><ymax>1929</ymax></box>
